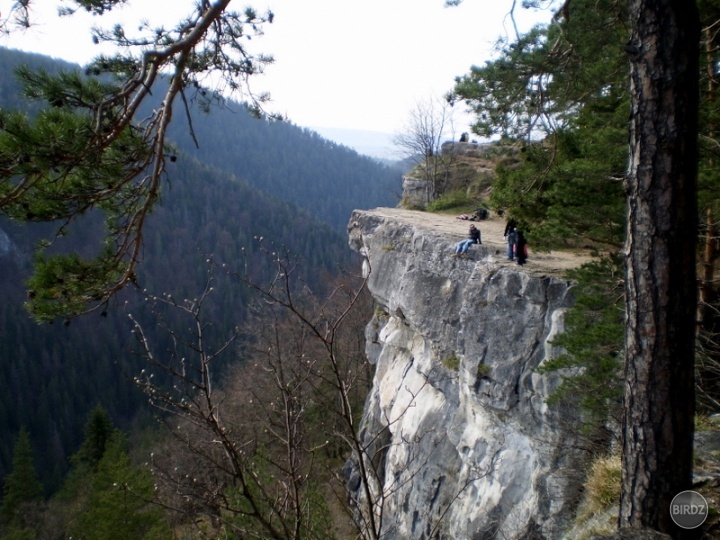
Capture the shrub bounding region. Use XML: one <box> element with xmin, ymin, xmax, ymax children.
<box><xmin>427</xmin><ymin>190</ymin><xmax>477</xmax><ymax>212</ymax></box>
<box><xmin>442</xmin><ymin>355</ymin><xmax>460</xmax><ymax>371</ymax></box>
<box><xmin>476</xmin><ymin>363</ymin><xmax>491</xmax><ymax>379</ymax></box>
<box><xmin>565</xmin><ymin>453</ymin><xmax>621</xmax><ymax>539</ymax></box>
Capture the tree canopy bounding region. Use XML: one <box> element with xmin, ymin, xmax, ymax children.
<box><xmin>451</xmin><ymin>0</ymin><xmax>630</xmax><ymax>249</ymax></box>
<box><xmin>0</xmin><ymin>46</ymin><xmax>389</xmax><ymax>499</ymax></box>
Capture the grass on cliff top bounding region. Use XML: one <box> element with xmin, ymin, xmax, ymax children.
<box><xmin>426</xmin><ymin>190</ymin><xmax>485</xmax><ymax>214</ymax></box>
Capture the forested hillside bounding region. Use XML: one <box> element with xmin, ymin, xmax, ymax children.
<box><xmin>0</xmin><ymin>48</ymin><xmax>401</xmax><ymax>232</ymax></box>
<box><xmin>168</xmin><ymin>109</ymin><xmax>401</xmax><ymax>231</ymax></box>
<box><xmin>0</xmin><ymin>47</ymin><xmax>392</xmax><ymax>494</ymax></box>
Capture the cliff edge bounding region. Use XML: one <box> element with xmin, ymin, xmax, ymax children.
<box><xmin>346</xmin><ymin>207</ymin><xmax>593</xmax><ymax>539</ymax></box>
<box><xmin>356</xmin><ymin>206</ymin><xmax>594</xmax><ymax>276</ymax></box>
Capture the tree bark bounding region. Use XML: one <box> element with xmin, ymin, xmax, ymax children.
<box><xmin>700</xmin><ymin>31</ymin><xmax>718</xmax><ymax>333</ymax></box>
<box><xmin>700</xmin><ymin>207</ymin><xmax>717</xmax><ymax>329</ymax></box>
<box><xmin>620</xmin><ymin>0</ymin><xmax>700</xmax><ymax>536</ymax></box>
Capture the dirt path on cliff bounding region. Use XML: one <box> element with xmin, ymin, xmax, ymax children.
<box><xmin>364</xmin><ymin>207</ymin><xmax>597</xmax><ymax>277</ymax></box>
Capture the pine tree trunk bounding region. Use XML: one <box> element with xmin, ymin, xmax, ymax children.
<box><xmin>700</xmin><ymin>33</ymin><xmax>718</xmax><ymax>333</ymax></box>
<box><xmin>701</xmin><ymin>207</ymin><xmax>717</xmax><ymax>328</ymax></box>
<box><xmin>620</xmin><ymin>0</ymin><xmax>700</xmax><ymax>536</ymax></box>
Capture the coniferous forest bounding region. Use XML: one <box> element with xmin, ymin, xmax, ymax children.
<box><xmin>0</xmin><ymin>47</ymin><xmax>399</xmax><ymax>500</ymax></box>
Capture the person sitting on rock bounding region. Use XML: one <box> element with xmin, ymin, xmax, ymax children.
<box><xmin>453</xmin><ymin>224</ymin><xmax>481</xmax><ymax>256</ymax></box>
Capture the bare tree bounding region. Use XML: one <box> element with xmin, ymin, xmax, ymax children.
<box><xmin>393</xmin><ymin>96</ymin><xmax>458</xmax><ymax>204</ymax></box>
<box><xmin>129</xmin><ymin>275</ymin><xmax>319</xmax><ymax>539</ymax></box>
<box><xmin>128</xmin><ymin>241</ymin><xmax>478</xmax><ymax>538</ymax></box>
<box><xmin>127</xmin><ymin>249</ymin><xmax>376</xmax><ymax>538</ymax></box>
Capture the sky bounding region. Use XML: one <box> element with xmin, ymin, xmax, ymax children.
<box><xmin>0</xmin><ymin>0</ymin><xmax>554</xmax><ymax>154</ymax></box>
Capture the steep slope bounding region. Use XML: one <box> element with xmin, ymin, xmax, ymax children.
<box><xmin>169</xmin><ymin>113</ymin><xmax>401</xmax><ymax>231</ymax></box>
<box><xmin>0</xmin><ymin>154</ymin><xmax>353</xmax><ymax>492</ymax></box>
<box><xmin>163</xmin><ymin>94</ymin><xmax>400</xmax><ymax>232</ymax></box>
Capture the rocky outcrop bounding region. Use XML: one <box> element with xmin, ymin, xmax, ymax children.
<box><xmin>400</xmin><ymin>141</ymin><xmax>522</xmax><ymax>210</ymax></box>
<box><xmin>440</xmin><ymin>140</ymin><xmax>493</xmax><ymax>157</ymax></box>
<box><xmin>346</xmin><ymin>209</ymin><xmax>589</xmax><ymax>539</ymax></box>
<box><xmin>440</xmin><ymin>140</ymin><xmax>520</xmax><ymax>160</ymax></box>
<box><xmin>401</xmin><ymin>175</ymin><xmax>434</xmax><ymax>209</ymax></box>
<box><xmin>590</xmin><ymin>530</ymin><xmax>672</xmax><ymax>540</ymax></box>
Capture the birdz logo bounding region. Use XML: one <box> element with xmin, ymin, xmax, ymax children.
<box><xmin>670</xmin><ymin>490</ymin><xmax>708</xmax><ymax>529</ymax></box>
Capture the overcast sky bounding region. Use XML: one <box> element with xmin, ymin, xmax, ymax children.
<box><xmin>0</xmin><ymin>0</ymin><xmax>554</xmax><ymax>138</ymax></box>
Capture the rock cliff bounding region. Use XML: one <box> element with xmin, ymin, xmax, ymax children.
<box><xmin>346</xmin><ymin>208</ymin><xmax>591</xmax><ymax>539</ymax></box>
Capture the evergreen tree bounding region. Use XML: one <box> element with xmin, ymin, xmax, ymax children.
<box><xmin>72</xmin><ymin>406</ymin><xmax>116</xmax><ymax>472</ymax></box>
<box><xmin>619</xmin><ymin>1</ymin><xmax>700</xmax><ymax>533</ymax></box>
<box><xmin>451</xmin><ymin>0</ymin><xmax>630</xmax><ymax>249</ymax></box>
<box><xmin>536</xmin><ymin>257</ymin><xmax>625</xmax><ymax>433</ymax></box>
<box><xmin>0</xmin><ymin>49</ymin><xmax>363</xmax><ymax>496</ymax></box>
<box><xmin>69</xmin><ymin>432</ymin><xmax>170</xmax><ymax>540</ymax></box>
<box><xmin>0</xmin><ymin>428</ymin><xmax>43</xmax><ymax>527</ymax></box>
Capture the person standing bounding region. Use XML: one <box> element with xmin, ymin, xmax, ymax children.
<box><xmin>515</xmin><ymin>230</ymin><xmax>528</xmax><ymax>265</ymax></box>
<box><xmin>506</xmin><ymin>227</ymin><xmax>518</xmax><ymax>260</ymax></box>
<box><xmin>504</xmin><ymin>218</ymin><xmax>518</xmax><ymax>260</ymax></box>
<box><xmin>503</xmin><ymin>218</ymin><xmax>517</xmax><ymax>237</ymax></box>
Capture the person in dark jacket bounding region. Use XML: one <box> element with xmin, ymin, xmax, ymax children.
<box><xmin>504</xmin><ymin>218</ymin><xmax>518</xmax><ymax>260</ymax></box>
<box><xmin>515</xmin><ymin>230</ymin><xmax>528</xmax><ymax>265</ymax></box>
<box><xmin>506</xmin><ymin>227</ymin><xmax>518</xmax><ymax>260</ymax></box>
<box><xmin>454</xmin><ymin>224</ymin><xmax>481</xmax><ymax>256</ymax></box>
<box><xmin>503</xmin><ymin>218</ymin><xmax>517</xmax><ymax>237</ymax></box>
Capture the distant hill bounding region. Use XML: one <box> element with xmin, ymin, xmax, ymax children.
<box><xmin>165</xmin><ymin>104</ymin><xmax>401</xmax><ymax>231</ymax></box>
<box><xmin>311</xmin><ymin>126</ymin><xmax>399</xmax><ymax>161</ymax></box>
<box><xmin>0</xmin><ymin>47</ymin><xmax>402</xmax><ymax>231</ymax></box>
<box><xmin>0</xmin><ymin>47</ymin><xmax>390</xmax><ymax>493</ymax></box>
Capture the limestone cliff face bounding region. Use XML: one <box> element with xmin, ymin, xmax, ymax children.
<box><xmin>347</xmin><ymin>209</ymin><xmax>587</xmax><ymax>540</ymax></box>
